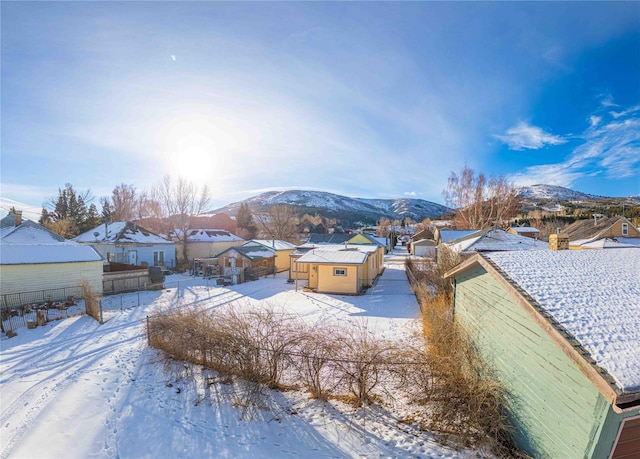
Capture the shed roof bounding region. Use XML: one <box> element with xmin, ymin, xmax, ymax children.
<box><xmin>296</xmin><ymin>248</ymin><xmax>368</xmax><ymax>265</ymax></box>
<box><xmin>0</xmin><ymin>243</ymin><xmax>103</xmax><ymax>265</ymax></box>
<box><xmin>449</xmin><ymin>249</ymin><xmax>640</xmax><ymax>397</ymax></box>
<box><xmin>509</xmin><ymin>226</ymin><xmax>540</xmax><ymax>234</ymax></box>
<box><xmin>0</xmin><ymin>215</ymin><xmax>103</xmax><ymax>264</ymax></box>
<box><xmin>216</xmin><ymin>245</ymin><xmax>276</xmax><ymax>260</ymax></box>
<box><xmin>563</xmin><ymin>216</ymin><xmax>639</xmax><ymax>242</ymax></box>
<box><xmin>306</xmin><ymin>233</ymin><xmax>381</xmax><ymax>246</ymax></box>
<box><xmin>243</xmin><ymin>239</ymin><xmax>296</xmax><ymax>251</ymax></box>
<box><xmin>412</xmin><ymin>238</ymin><xmax>436</xmax><ymax>246</ymax></box>
<box><xmin>437</xmin><ymin>229</ymin><xmax>478</xmax><ymax>243</ymax></box>
<box><xmin>450</xmin><ymin>228</ymin><xmax>548</xmax><ymax>253</ymax></box>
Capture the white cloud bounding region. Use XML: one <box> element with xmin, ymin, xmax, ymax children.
<box><xmin>609</xmin><ymin>105</ymin><xmax>640</xmax><ymax>119</ymax></box>
<box><xmin>589</xmin><ymin>115</ymin><xmax>602</xmax><ymax>127</ymax></box>
<box><xmin>495</xmin><ymin>122</ymin><xmax>567</xmax><ymax>150</ymax></box>
<box><xmin>404</xmin><ymin>191</ymin><xmax>418</xmax><ymax>197</ymax></box>
<box><xmin>509</xmin><ymin>104</ymin><xmax>640</xmax><ymax>188</ymax></box>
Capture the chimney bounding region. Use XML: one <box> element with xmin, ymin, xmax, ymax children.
<box><xmin>549</xmin><ymin>233</ymin><xmax>569</xmax><ymax>251</ymax></box>
<box><xmin>15</xmin><ymin>211</ymin><xmax>22</xmax><ymax>226</ymax></box>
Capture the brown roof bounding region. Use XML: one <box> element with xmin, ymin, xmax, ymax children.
<box><xmin>563</xmin><ymin>216</ymin><xmax>635</xmax><ymax>241</ymax></box>
<box><xmin>411</xmin><ymin>228</ymin><xmax>434</xmax><ymax>241</ymax></box>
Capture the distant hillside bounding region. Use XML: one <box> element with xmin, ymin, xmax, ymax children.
<box><xmin>517</xmin><ymin>184</ymin><xmax>606</xmax><ymax>201</ymax></box>
<box><xmin>211</xmin><ymin>190</ymin><xmax>448</xmax><ymax>227</ymax></box>
<box><xmin>516</xmin><ymin>184</ymin><xmax>640</xmax><ymax>216</ymax></box>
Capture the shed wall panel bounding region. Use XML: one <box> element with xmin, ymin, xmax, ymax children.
<box><xmin>0</xmin><ymin>261</ymin><xmax>104</xmax><ymax>296</ymax></box>
<box><xmin>454</xmin><ymin>265</ymin><xmax>611</xmax><ymax>458</ymax></box>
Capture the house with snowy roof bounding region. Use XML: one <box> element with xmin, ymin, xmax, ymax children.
<box><xmin>445</xmin><ymin>248</ymin><xmax>640</xmax><ymax>459</ymax></box>
<box><xmin>241</xmin><ymin>240</ymin><xmax>296</xmax><ymax>273</ymax></box>
<box><xmin>563</xmin><ymin>216</ymin><xmax>640</xmax><ymax>250</ymax></box>
<box><xmin>290</xmin><ymin>242</ymin><xmax>383</xmax><ymax>293</ymax></box>
<box><xmin>74</xmin><ymin>221</ymin><xmax>175</xmax><ymax>268</ymax></box>
<box><xmin>172</xmin><ymin>229</ymin><xmax>244</xmax><ymax>265</ymax></box>
<box><xmin>448</xmin><ymin>227</ymin><xmax>548</xmax><ymax>254</ymax></box>
<box><xmin>293</xmin><ymin>248</ymin><xmax>370</xmax><ymax>295</ymax></box>
<box><xmin>0</xmin><ymin>212</ymin><xmax>103</xmax><ymax>303</ymax></box>
<box><xmin>215</xmin><ymin>245</ymin><xmax>276</xmax><ymax>283</ymax></box>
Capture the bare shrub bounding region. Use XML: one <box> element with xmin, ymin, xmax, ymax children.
<box><xmin>406</xmin><ymin>247</ymin><xmax>465</xmax><ymax>297</ymax></box>
<box><xmin>419</xmin><ymin>293</ymin><xmax>519</xmax><ymax>457</ymax></box>
<box><xmin>331</xmin><ymin>323</ymin><xmax>396</xmax><ymax>407</ymax></box>
<box><xmin>81</xmin><ymin>280</ymin><xmax>101</xmax><ymax>323</ymax></box>
<box><xmin>295</xmin><ymin>324</ymin><xmax>342</xmax><ymax>400</ymax></box>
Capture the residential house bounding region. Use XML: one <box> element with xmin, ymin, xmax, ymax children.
<box><xmin>0</xmin><ymin>213</ymin><xmax>103</xmax><ymax>300</ymax></box>
<box><xmin>294</xmin><ymin>248</ymin><xmax>369</xmax><ymax>295</ymax></box>
<box><xmin>507</xmin><ymin>226</ymin><xmax>540</xmax><ymax>239</ymax></box>
<box><xmin>74</xmin><ymin>221</ymin><xmax>176</xmax><ymax>268</ymax></box>
<box><xmin>241</xmin><ymin>240</ymin><xmax>296</xmax><ymax>273</ymax></box>
<box><xmin>292</xmin><ymin>233</ymin><xmax>385</xmax><ymax>284</ymax></box>
<box><xmin>563</xmin><ymin>216</ymin><xmax>640</xmax><ymax>249</ymax></box>
<box><xmin>445</xmin><ymin>248</ymin><xmax>640</xmax><ymax>458</ymax></box>
<box><xmin>173</xmin><ymin>229</ymin><xmax>244</xmax><ymax>266</ymax></box>
<box><xmin>215</xmin><ymin>245</ymin><xmax>276</xmax><ymax>283</ymax></box>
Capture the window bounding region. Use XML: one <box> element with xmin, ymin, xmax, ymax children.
<box><xmin>154</xmin><ymin>250</ymin><xmax>165</xmax><ymax>266</ymax></box>
<box><xmin>334</xmin><ymin>268</ymin><xmax>347</xmax><ymax>276</ymax></box>
<box><xmin>622</xmin><ymin>223</ymin><xmax>629</xmax><ymax>236</ymax></box>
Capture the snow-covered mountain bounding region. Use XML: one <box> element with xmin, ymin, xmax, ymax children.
<box><xmin>516</xmin><ymin>184</ymin><xmax>605</xmax><ymax>201</ymax></box>
<box><xmin>212</xmin><ymin>190</ymin><xmax>448</xmax><ymax>226</ymax></box>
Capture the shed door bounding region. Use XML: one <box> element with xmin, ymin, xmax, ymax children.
<box><xmin>610</xmin><ymin>416</ymin><xmax>640</xmax><ymax>459</ymax></box>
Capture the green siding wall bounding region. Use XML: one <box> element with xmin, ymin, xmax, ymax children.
<box><xmin>454</xmin><ymin>265</ymin><xmax>612</xmax><ymax>458</ymax></box>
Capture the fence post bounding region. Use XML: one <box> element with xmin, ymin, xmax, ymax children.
<box><xmin>100</xmin><ymin>298</ymin><xmax>104</xmax><ymax>324</ymax></box>
<box><xmin>146</xmin><ymin>315</ymin><xmax>150</xmax><ymax>346</ymax></box>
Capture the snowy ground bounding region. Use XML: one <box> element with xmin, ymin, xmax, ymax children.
<box><xmin>1</xmin><ymin>249</ymin><xmax>478</xmax><ymax>458</ymax></box>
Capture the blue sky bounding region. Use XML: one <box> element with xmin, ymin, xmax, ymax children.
<box><xmin>2</xmin><ymin>1</ymin><xmax>639</xmax><ymax>213</ymax></box>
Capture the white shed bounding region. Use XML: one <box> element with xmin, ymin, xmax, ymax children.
<box><xmin>0</xmin><ymin>213</ymin><xmax>104</xmax><ymax>301</ymax></box>
<box><xmin>411</xmin><ymin>238</ymin><xmax>436</xmax><ymax>258</ymax></box>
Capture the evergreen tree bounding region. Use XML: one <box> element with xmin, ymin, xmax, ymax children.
<box><xmin>236</xmin><ymin>202</ymin><xmax>258</xmax><ymax>239</ymax></box>
<box><xmin>44</xmin><ymin>183</ymin><xmax>96</xmax><ymax>237</ymax></box>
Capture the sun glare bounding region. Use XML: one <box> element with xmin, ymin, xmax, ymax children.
<box><xmin>174</xmin><ymin>144</ymin><xmax>212</xmax><ymax>182</ymax></box>
<box><xmin>163</xmin><ymin>119</ymin><xmax>222</xmax><ymax>184</ymax></box>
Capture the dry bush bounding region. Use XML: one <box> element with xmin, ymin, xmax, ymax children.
<box><xmin>223</xmin><ymin>306</ymin><xmax>305</xmax><ymax>389</ymax></box>
<box><xmin>295</xmin><ymin>324</ymin><xmax>342</xmax><ymax>400</ymax></box>
<box><xmin>406</xmin><ymin>246</ymin><xmax>464</xmax><ymax>297</ymax></box>
<box><xmin>419</xmin><ymin>292</ymin><xmax>520</xmax><ymax>457</ymax></box>
<box><xmin>81</xmin><ymin>280</ymin><xmax>101</xmax><ymax>323</ymax></box>
<box><xmin>331</xmin><ymin>323</ymin><xmax>396</xmax><ymax>407</ymax></box>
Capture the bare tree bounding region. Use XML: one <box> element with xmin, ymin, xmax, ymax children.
<box><xmin>108</xmin><ymin>183</ymin><xmax>137</xmax><ymax>221</ymax></box>
<box><xmin>376</xmin><ymin>217</ymin><xmax>391</xmax><ymax>237</ymax></box>
<box><xmin>255</xmin><ymin>205</ymin><xmax>299</xmax><ymax>243</ymax></box>
<box><xmin>153</xmin><ymin>175</ymin><xmax>211</xmax><ymax>267</ymax></box>
<box><xmin>442</xmin><ymin>165</ymin><xmax>520</xmax><ymax>230</ymax></box>
<box><xmin>136</xmin><ymin>190</ymin><xmax>163</xmax><ymax>220</ymax></box>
